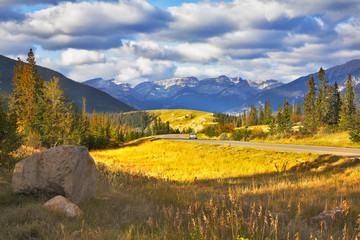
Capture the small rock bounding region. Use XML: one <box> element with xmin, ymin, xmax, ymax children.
<box><xmin>44</xmin><ymin>195</ymin><xmax>83</xmax><ymax>218</ymax></box>
<box><xmin>269</xmin><ymin>212</ymin><xmax>289</xmax><ymax>226</ymax></box>
<box><xmin>311</xmin><ymin>207</ymin><xmax>345</xmax><ymax>225</ymax></box>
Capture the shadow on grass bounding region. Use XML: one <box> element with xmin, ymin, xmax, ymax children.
<box><xmin>192</xmin><ymin>155</ymin><xmax>360</xmax><ymax>190</ymax></box>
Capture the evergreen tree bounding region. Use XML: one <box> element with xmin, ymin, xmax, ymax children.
<box><xmin>9</xmin><ymin>49</ymin><xmax>45</xmax><ymax>146</ymax></box>
<box><xmin>327</xmin><ymin>82</ymin><xmax>342</xmax><ymax>126</ymax></box>
<box><xmin>0</xmin><ymin>92</ymin><xmax>22</xmax><ymax>169</ymax></box>
<box><xmin>263</xmin><ymin>101</ymin><xmax>272</xmax><ymax>125</ymax></box>
<box><xmin>315</xmin><ymin>67</ymin><xmax>330</xmax><ymax>126</ymax></box>
<box><xmin>259</xmin><ymin>104</ymin><xmax>264</xmax><ymax>125</ymax></box>
<box><xmin>40</xmin><ymin>77</ymin><xmax>72</xmax><ymax>147</ymax></box>
<box><xmin>303</xmin><ymin>74</ymin><xmax>317</xmax><ymax>130</ymax></box>
<box><xmin>276</xmin><ymin>100</ymin><xmax>292</xmax><ymax>133</ymax></box>
<box><xmin>241</xmin><ymin>110</ymin><xmax>247</xmax><ymax>127</ymax></box>
<box><xmin>291</xmin><ymin>100</ymin><xmax>302</xmax><ymax>123</ymax></box>
<box><xmin>247</xmin><ymin>104</ymin><xmax>258</xmax><ymax>126</ymax></box>
<box><xmin>340</xmin><ymin>74</ymin><xmax>356</xmax><ymax>130</ymax></box>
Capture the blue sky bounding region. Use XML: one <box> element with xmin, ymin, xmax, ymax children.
<box><xmin>1</xmin><ymin>0</ymin><xmax>359</xmax><ymax>85</ymax></box>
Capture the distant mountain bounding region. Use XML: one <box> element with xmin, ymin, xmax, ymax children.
<box><xmin>0</xmin><ymin>55</ymin><xmax>134</xmax><ymax>113</ymax></box>
<box><xmin>84</xmin><ymin>76</ymin><xmax>283</xmax><ymax>112</ymax></box>
<box><xmin>237</xmin><ymin>59</ymin><xmax>360</xmax><ymax>112</ymax></box>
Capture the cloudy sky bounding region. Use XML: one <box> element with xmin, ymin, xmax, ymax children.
<box><xmin>1</xmin><ymin>0</ymin><xmax>359</xmax><ymax>85</ymax></box>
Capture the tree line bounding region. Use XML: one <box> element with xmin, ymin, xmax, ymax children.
<box><xmin>0</xmin><ymin>49</ymin><xmax>181</xmax><ymax>166</ymax></box>
<box><xmin>204</xmin><ymin>67</ymin><xmax>359</xmax><ymax>142</ymax></box>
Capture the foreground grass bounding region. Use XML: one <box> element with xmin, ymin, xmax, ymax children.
<box><xmin>1</xmin><ymin>139</ymin><xmax>360</xmax><ymax>239</ymax></box>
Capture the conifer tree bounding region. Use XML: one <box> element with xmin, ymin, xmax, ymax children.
<box><xmin>259</xmin><ymin>104</ymin><xmax>264</xmax><ymax>125</ymax></box>
<box><xmin>315</xmin><ymin>67</ymin><xmax>330</xmax><ymax>126</ymax></box>
<box><xmin>327</xmin><ymin>82</ymin><xmax>342</xmax><ymax>126</ymax></box>
<box><xmin>9</xmin><ymin>49</ymin><xmax>45</xmax><ymax>146</ymax></box>
<box><xmin>40</xmin><ymin>77</ymin><xmax>71</xmax><ymax>147</ymax></box>
<box><xmin>247</xmin><ymin>104</ymin><xmax>258</xmax><ymax>126</ymax></box>
<box><xmin>303</xmin><ymin>75</ymin><xmax>317</xmax><ymax>130</ymax></box>
<box><xmin>340</xmin><ymin>74</ymin><xmax>356</xmax><ymax>130</ymax></box>
<box><xmin>263</xmin><ymin>101</ymin><xmax>272</xmax><ymax>125</ymax></box>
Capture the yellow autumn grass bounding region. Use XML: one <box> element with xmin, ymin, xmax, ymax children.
<box><xmin>257</xmin><ymin>130</ymin><xmax>360</xmax><ymax>148</ymax></box>
<box><xmin>2</xmin><ymin>138</ymin><xmax>360</xmax><ymax>239</ymax></box>
<box><xmin>147</xmin><ymin>109</ymin><xmax>215</xmax><ymax>132</ymax></box>
<box><xmin>92</xmin><ymin>139</ymin><xmax>306</xmax><ymax>181</ymax></box>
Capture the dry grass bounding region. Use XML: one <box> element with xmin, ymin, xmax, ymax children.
<box><xmin>256</xmin><ymin>130</ymin><xmax>360</xmax><ymax>148</ymax></box>
<box><xmin>147</xmin><ymin>109</ymin><xmax>215</xmax><ymax>132</ymax></box>
<box><xmin>1</xmin><ymin>139</ymin><xmax>360</xmax><ymax>239</ymax></box>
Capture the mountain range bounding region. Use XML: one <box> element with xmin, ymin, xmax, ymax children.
<box><xmin>83</xmin><ymin>76</ymin><xmax>283</xmax><ymax>112</ymax></box>
<box><xmin>84</xmin><ymin>59</ymin><xmax>360</xmax><ymax>113</ymax></box>
<box><xmin>2</xmin><ymin>52</ymin><xmax>359</xmax><ymax>114</ymax></box>
<box><xmin>0</xmin><ymin>55</ymin><xmax>134</xmax><ymax>113</ymax></box>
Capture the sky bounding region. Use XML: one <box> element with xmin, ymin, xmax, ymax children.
<box><xmin>1</xmin><ymin>0</ymin><xmax>359</xmax><ymax>86</ymax></box>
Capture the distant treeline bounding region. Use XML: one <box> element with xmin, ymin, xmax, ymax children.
<box><xmin>0</xmin><ymin>49</ymin><xmax>182</xmax><ymax>167</ymax></box>
<box><xmin>204</xmin><ymin>67</ymin><xmax>359</xmax><ymax>142</ymax></box>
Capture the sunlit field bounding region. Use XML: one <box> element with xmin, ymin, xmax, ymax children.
<box><xmin>1</xmin><ymin>139</ymin><xmax>360</xmax><ymax>239</ymax></box>
<box><xmin>255</xmin><ymin>130</ymin><xmax>360</xmax><ymax>148</ymax></box>
<box><xmin>147</xmin><ymin>109</ymin><xmax>215</xmax><ymax>132</ymax></box>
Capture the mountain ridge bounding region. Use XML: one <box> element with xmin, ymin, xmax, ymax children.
<box><xmin>84</xmin><ymin>75</ymin><xmax>283</xmax><ymax>112</ymax></box>
<box><xmin>0</xmin><ymin>54</ymin><xmax>134</xmax><ymax>113</ymax></box>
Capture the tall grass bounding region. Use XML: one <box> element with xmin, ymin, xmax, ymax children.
<box><xmin>1</xmin><ymin>139</ymin><xmax>360</xmax><ymax>239</ymax></box>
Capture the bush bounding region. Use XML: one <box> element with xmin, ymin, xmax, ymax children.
<box><xmin>249</xmin><ymin>127</ymin><xmax>268</xmax><ymax>140</ymax></box>
<box><xmin>219</xmin><ymin>132</ymin><xmax>229</xmax><ymax>140</ymax></box>
<box><xmin>204</xmin><ymin>125</ymin><xmax>219</xmax><ymax>137</ymax></box>
<box><xmin>231</xmin><ymin>128</ymin><xmax>252</xmax><ymax>141</ymax></box>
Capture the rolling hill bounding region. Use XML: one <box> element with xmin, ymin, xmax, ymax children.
<box><xmin>0</xmin><ymin>54</ymin><xmax>134</xmax><ymax>113</ymax></box>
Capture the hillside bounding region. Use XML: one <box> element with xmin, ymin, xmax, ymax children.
<box><xmin>147</xmin><ymin>109</ymin><xmax>215</xmax><ymax>132</ymax></box>
<box><xmin>0</xmin><ymin>55</ymin><xmax>134</xmax><ymax>113</ymax></box>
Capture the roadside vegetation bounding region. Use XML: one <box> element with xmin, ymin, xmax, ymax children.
<box><xmin>2</xmin><ymin>139</ymin><xmax>360</xmax><ymax>239</ymax></box>
<box><xmin>199</xmin><ymin>68</ymin><xmax>360</xmax><ymax>147</ymax></box>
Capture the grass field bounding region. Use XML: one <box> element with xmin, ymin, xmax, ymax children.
<box><xmin>2</xmin><ymin>139</ymin><xmax>360</xmax><ymax>239</ymax></box>
<box><xmin>252</xmin><ymin>130</ymin><xmax>360</xmax><ymax>149</ymax></box>
<box><xmin>147</xmin><ymin>109</ymin><xmax>215</xmax><ymax>132</ymax></box>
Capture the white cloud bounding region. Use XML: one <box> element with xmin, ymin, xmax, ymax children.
<box><xmin>60</xmin><ymin>49</ymin><xmax>105</xmax><ymax>66</ymax></box>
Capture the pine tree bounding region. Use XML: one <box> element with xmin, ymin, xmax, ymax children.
<box><xmin>40</xmin><ymin>77</ymin><xmax>72</xmax><ymax>147</ymax></box>
<box><xmin>0</xmin><ymin>92</ymin><xmax>22</xmax><ymax>169</ymax></box>
<box><xmin>9</xmin><ymin>49</ymin><xmax>45</xmax><ymax>146</ymax></box>
<box><xmin>327</xmin><ymin>82</ymin><xmax>342</xmax><ymax>126</ymax></box>
<box><xmin>303</xmin><ymin>74</ymin><xmax>317</xmax><ymax>130</ymax></box>
<box><xmin>340</xmin><ymin>74</ymin><xmax>356</xmax><ymax>130</ymax></box>
<box><xmin>247</xmin><ymin>104</ymin><xmax>258</xmax><ymax>126</ymax></box>
<box><xmin>259</xmin><ymin>104</ymin><xmax>264</xmax><ymax>125</ymax></box>
<box><xmin>315</xmin><ymin>67</ymin><xmax>330</xmax><ymax>126</ymax></box>
<box><xmin>263</xmin><ymin>101</ymin><xmax>272</xmax><ymax>125</ymax></box>
<box><xmin>282</xmin><ymin>99</ymin><xmax>292</xmax><ymax>132</ymax></box>
<box><xmin>291</xmin><ymin>100</ymin><xmax>302</xmax><ymax>123</ymax></box>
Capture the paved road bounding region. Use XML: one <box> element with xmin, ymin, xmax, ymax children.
<box><xmin>157</xmin><ymin>134</ymin><xmax>360</xmax><ymax>158</ymax></box>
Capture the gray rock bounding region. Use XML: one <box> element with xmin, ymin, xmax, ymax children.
<box><xmin>44</xmin><ymin>195</ymin><xmax>83</xmax><ymax>218</ymax></box>
<box><xmin>311</xmin><ymin>207</ymin><xmax>346</xmax><ymax>226</ymax></box>
<box><xmin>12</xmin><ymin>145</ymin><xmax>96</xmax><ymax>203</ymax></box>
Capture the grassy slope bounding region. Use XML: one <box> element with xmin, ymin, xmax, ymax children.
<box><xmin>147</xmin><ymin>109</ymin><xmax>215</xmax><ymax>132</ymax></box>
<box><xmin>2</xmin><ymin>139</ymin><xmax>359</xmax><ymax>239</ymax></box>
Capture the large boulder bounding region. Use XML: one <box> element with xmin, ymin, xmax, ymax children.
<box><xmin>12</xmin><ymin>145</ymin><xmax>96</xmax><ymax>203</ymax></box>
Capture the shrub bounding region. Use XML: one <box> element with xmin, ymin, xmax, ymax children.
<box><xmin>249</xmin><ymin>127</ymin><xmax>268</xmax><ymax>140</ymax></box>
<box><xmin>231</xmin><ymin>128</ymin><xmax>252</xmax><ymax>141</ymax></box>
<box><xmin>219</xmin><ymin>132</ymin><xmax>229</xmax><ymax>140</ymax></box>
